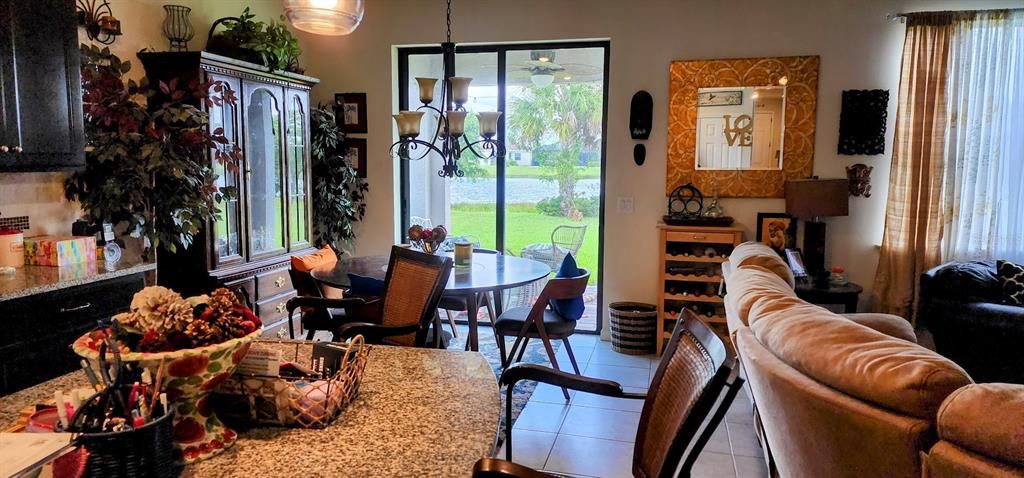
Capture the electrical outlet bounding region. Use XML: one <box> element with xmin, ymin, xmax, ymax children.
<box><xmin>617</xmin><ymin>197</ymin><xmax>634</xmax><ymax>214</ymax></box>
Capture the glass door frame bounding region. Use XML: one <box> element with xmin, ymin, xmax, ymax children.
<box><xmin>397</xmin><ymin>40</ymin><xmax>611</xmax><ymax>334</ymax></box>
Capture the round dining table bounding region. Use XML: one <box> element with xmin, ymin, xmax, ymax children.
<box><xmin>311</xmin><ymin>252</ymin><xmax>552</xmax><ymax>352</ymax></box>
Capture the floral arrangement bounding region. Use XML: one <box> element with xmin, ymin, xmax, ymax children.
<box><xmin>81</xmin><ymin>286</ymin><xmax>261</xmax><ymax>353</ymax></box>
<box><xmin>408</xmin><ymin>224</ymin><xmax>448</xmax><ymax>253</ymax></box>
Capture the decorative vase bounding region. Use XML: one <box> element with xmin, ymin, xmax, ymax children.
<box><xmin>162</xmin><ymin>5</ymin><xmax>195</xmax><ymax>52</ymax></box>
<box><xmin>73</xmin><ymin>329</ymin><xmax>260</xmax><ymax>463</ymax></box>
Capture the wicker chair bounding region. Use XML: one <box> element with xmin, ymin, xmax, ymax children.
<box><xmin>476</xmin><ymin>311</ymin><xmax>744</xmax><ymax>478</ymax></box>
<box><xmin>287</xmin><ymin>246</ymin><xmax>453</xmax><ymax>347</ymax></box>
<box><xmin>493</xmin><ymin>269</ymin><xmax>590</xmax><ymax>400</ymax></box>
<box><xmin>519</xmin><ymin>224</ymin><xmax>588</xmax><ymax>271</ymax></box>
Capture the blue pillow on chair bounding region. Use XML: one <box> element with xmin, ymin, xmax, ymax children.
<box><xmin>550</xmin><ymin>254</ymin><xmax>585</xmax><ymax>320</ymax></box>
<box><xmin>347</xmin><ymin>273</ymin><xmax>385</xmax><ymax>297</ymax></box>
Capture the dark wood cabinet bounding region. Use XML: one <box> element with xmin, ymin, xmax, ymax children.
<box><xmin>0</xmin><ymin>0</ymin><xmax>84</xmax><ymax>171</ymax></box>
<box><xmin>0</xmin><ymin>274</ymin><xmax>144</xmax><ymax>394</ymax></box>
<box><xmin>138</xmin><ymin>52</ymin><xmax>317</xmax><ymax>338</ymax></box>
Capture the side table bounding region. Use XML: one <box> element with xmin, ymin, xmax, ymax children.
<box><xmin>794</xmin><ymin>280</ymin><xmax>863</xmax><ymax>313</ymax></box>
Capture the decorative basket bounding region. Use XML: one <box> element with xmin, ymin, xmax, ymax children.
<box><xmin>74</xmin><ymin>410</ymin><xmax>180</xmax><ymax>478</ymax></box>
<box><xmin>608</xmin><ymin>302</ymin><xmax>658</xmax><ymax>355</ymax></box>
<box><xmin>212</xmin><ymin>336</ymin><xmax>369</xmax><ymax>428</ymax></box>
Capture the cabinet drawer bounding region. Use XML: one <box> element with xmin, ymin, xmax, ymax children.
<box><xmin>666</xmin><ymin>231</ymin><xmax>736</xmax><ymax>244</ymax></box>
<box><xmin>256</xmin><ymin>267</ymin><xmax>294</xmax><ymax>300</ymax></box>
<box><xmin>223</xmin><ymin>278</ymin><xmax>255</xmax><ymax>308</ymax></box>
<box><xmin>257</xmin><ymin>290</ymin><xmax>297</xmax><ymax>323</ymax></box>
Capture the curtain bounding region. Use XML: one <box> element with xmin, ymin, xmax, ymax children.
<box><xmin>941</xmin><ymin>11</ymin><xmax>1024</xmax><ymax>263</ymax></box>
<box><xmin>872</xmin><ymin>13</ymin><xmax>954</xmax><ymax>318</ymax></box>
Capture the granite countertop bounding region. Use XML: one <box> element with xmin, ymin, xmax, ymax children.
<box><xmin>0</xmin><ymin>346</ymin><xmax>501</xmax><ymax>477</ymax></box>
<box><xmin>0</xmin><ymin>258</ymin><xmax>156</xmax><ymax>302</ymax></box>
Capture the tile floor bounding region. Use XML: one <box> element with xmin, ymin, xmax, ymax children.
<box><xmin>501</xmin><ymin>334</ymin><xmax>770</xmax><ymax>478</ymax></box>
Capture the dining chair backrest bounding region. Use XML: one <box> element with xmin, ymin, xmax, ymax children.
<box><xmin>525</xmin><ymin>269</ymin><xmax>590</xmax><ymax>320</ymax></box>
<box><xmin>634</xmin><ymin>310</ymin><xmax>736</xmax><ymax>478</ymax></box>
<box><xmin>289</xmin><ymin>268</ymin><xmax>323</xmax><ymax>299</ymax></box>
<box><xmin>380</xmin><ymin>245</ymin><xmax>453</xmax><ymax>346</ymax></box>
<box><xmin>551</xmin><ymin>224</ymin><xmax>588</xmax><ymax>255</ymax></box>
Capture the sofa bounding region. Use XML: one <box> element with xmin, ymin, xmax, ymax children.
<box><xmin>722</xmin><ymin>242</ymin><xmax>1024</xmax><ymax>478</ymax></box>
<box><xmin>920</xmin><ymin>260</ymin><xmax>1024</xmax><ymax>383</ymax></box>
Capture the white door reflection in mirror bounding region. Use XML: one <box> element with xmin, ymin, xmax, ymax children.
<box><xmin>695</xmin><ymin>86</ymin><xmax>785</xmax><ymax>170</ymax></box>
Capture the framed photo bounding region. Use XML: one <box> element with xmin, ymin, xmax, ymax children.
<box><xmin>344</xmin><ymin>138</ymin><xmax>367</xmax><ymax>178</ymax></box>
<box><xmin>697</xmin><ymin>90</ymin><xmax>743</xmax><ymax>106</ymax></box>
<box><xmin>755</xmin><ymin>212</ymin><xmax>796</xmax><ymax>255</ymax></box>
<box><xmin>785</xmin><ymin>248</ymin><xmax>808</xmax><ymax>278</ymax></box>
<box><xmin>334</xmin><ymin>93</ymin><xmax>367</xmax><ymax>134</ymax></box>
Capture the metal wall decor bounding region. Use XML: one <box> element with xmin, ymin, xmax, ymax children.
<box><xmin>76</xmin><ymin>0</ymin><xmax>123</xmax><ymax>44</ymax></box>
<box><xmin>630</xmin><ymin>90</ymin><xmax>653</xmax><ymax>166</ymax></box>
<box><xmin>162</xmin><ymin>5</ymin><xmax>195</xmax><ymax>52</ymax></box>
<box><xmin>723</xmin><ymin>114</ymin><xmax>754</xmax><ymax>147</ymax></box>
<box><xmin>838</xmin><ymin>89</ymin><xmax>889</xmax><ymax>155</ymax></box>
<box><xmin>846</xmin><ymin>163</ymin><xmax>873</xmax><ymax>197</ymax></box>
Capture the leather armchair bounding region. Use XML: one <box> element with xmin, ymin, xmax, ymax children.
<box><xmin>920</xmin><ymin>261</ymin><xmax>1024</xmax><ymax>383</ymax></box>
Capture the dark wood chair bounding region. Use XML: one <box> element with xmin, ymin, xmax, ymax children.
<box><xmin>286</xmin><ymin>246</ymin><xmax>453</xmax><ymax>347</ymax></box>
<box><xmin>285</xmin><ymin>266</ymin><xmax>366</xmax><ymax>341</ymax></box>
<box><xmin>493</xmin><ymin>269</ymin><xmax>590</xmax><ymax>400</ymax></box>
<box><xmin>437</xmin><ymin>248</ymin><xmax>499</xmax><ymax>341</ymax></box>
<box><xmin>476</xmin><ymin>311</ymin><xmax>744</xmax><ymax>478</ymax></box>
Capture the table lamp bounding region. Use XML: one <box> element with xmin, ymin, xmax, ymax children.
<box><xmin>785</xmin><ymin>178</ymin><xmax>849</xmax><ymax>279</ymax></box>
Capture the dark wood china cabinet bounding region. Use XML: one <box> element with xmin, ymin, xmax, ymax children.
<box><xmin>139</xmin><ymin>52</ymin><xmax>318</xmax><ymax>338</ymax></box>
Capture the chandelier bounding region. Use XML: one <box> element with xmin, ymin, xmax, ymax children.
<box><xmin>389</xmin><ymin>0</ymin><xmax>505</xmax><ymax>178</ymax></box>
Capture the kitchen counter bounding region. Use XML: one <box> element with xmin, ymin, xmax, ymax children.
<box><xmin>1</xmin><ymin>346</ymin><xmax>501</xmax><ymax>477</ymax></box>
<box><xmin>0</xmin><ymin>259</ymin><xmax>155</xmax><ymax>302</ymax></box>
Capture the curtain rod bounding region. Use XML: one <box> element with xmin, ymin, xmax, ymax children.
<box><xmin>887</xmin><ymin>8</ymin><xmax>1024</xmax><ymax>23</ymax></box>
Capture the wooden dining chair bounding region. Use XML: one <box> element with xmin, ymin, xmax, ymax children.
<box><xmin>287</xmin><ymin>246</ymin><xmax>453</xmax><ymax>347</ymax></box>
<box><xmin>493</xmin><ymin>269</ymin><xmax>590</xmax><ymax>399</ymax></box>
<box><xmin>285</xmin><ymin>247</ymin><xmax>361</xmax><ymax>340</ymax></box>
<box><xmin>475</xmin><ymin>311</ymin><xmax>744</xmax><ymax>478</ymax></box>
<box><xmin>437</xmin><ymin>248</ymin><xmax>499</xmax><ymax>339</ymax></box>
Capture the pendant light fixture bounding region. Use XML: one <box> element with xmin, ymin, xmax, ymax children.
<box><xmin>283</xmin><ymin>0</ymin><xmax>364</xmax><ymax>36</ymax></box>
<box><xmin>389</xmin><ymin>0</ymin><xmax>505</xmax><ymax>178</ymax></box>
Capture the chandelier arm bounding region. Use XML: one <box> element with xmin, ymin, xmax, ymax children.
<box><xmin>416</xmin><ymin>103</ymin><xmax>449</xmax><ymax>147</ymax></box>
<box><xmin>390</xmin><ymin>138</ymin><xmax>446</xmax><ymax>160</ymax></box>
<box><xmin>460</xmin><ymin>138</ymin><xmax>505</xmax><ymax>160</ymax></box>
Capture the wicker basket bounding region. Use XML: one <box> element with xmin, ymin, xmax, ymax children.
<box><xmin>75</xmin><ymin>410</ymin><xmax>180</xmax><ymax>478</ymax></box>
<box><xmin>212</xmin><ymin>336</ymin><xmax>369</xmax><ymax>428</ymax></box>
<box><xmin>608</xmin><ymin>302</ymin><xmax>658</xmax><ymax>355</ymax></box>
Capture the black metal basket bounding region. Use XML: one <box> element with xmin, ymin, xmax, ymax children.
<box><xmin>74</xmin><ymin>410</ymin><xmax>181</xmax><ymax>478</ymax></box>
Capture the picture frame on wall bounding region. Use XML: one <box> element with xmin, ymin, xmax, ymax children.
<box><xmin>697</xmin><ymin>90</ymin><xmax>743</xmax><ymax>106</ymax></box>
<box><xmin>756</xmin><ymin>212</ymin><xmax>796</xmax><ymax>255</ymax></box>
<box><xmin>334</xmin><ymin>93</ymin><xmax>368</xmax><ymax>134</ymax></box>
<box><xmin>344</xmin><ymin>138</ymin><xmax>368</xmax><ymax>178</ymax></box>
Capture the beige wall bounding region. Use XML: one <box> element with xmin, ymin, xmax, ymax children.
<box><xmin>3</xmin><ymin>0</ymin><xmax>1021</xmax><ymax>326</ymax></box>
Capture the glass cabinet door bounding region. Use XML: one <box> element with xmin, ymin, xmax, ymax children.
<box><xmin>208</xmin><ymin>73</ymin><xmax>244</xmax><ymax>267</ymax></box>
<box><xmin>285</xmin><ymin>88</ymin><xmax>311</xmax><ymax>250</ymax></box>
<box><xmin>243</xmin><ymin>82</ymin><xmax>287</xmax><ymax>258</ymax></box>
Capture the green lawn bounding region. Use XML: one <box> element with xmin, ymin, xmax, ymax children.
<box><xmin>469</xmin><ymin>164</ymin><xmax>601</xmax><ymax>180</ymax></box>
<box><xmin>449</xmin><ymin>203</ymin><xmax>599</xmax><ymax>284</ymax></box>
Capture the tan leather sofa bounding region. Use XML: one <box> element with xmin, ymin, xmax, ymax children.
<box><xmin>723</xmin><ymin>242</ymin><xmax>1024</xmax><ymax>478</ymax></box>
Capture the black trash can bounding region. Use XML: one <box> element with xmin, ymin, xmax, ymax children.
<box><xmin>608</xmin><ymin>302</ymin><xmax>658</xmax><ymax>355</ymax></box>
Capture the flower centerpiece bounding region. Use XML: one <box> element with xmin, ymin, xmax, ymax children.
<box><xmin>73</xmin><ymin>286</ymin><xmax>262</xmax><ymax>463</ymax></box>
<box><xmin>408</xmin><ymin>224</ymin><xmax>447</xmax><ymax>253</ymax></box>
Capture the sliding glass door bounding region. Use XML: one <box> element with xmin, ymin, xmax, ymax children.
<box><xmin>398</xmin><ymin>41</ymin><xmax>609</xmax><ymax>333</ymax></box>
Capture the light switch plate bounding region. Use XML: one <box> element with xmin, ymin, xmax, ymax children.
<box><xmin>617</xmin><ymin>197</ymin><xmax>634</xmax><ymax>214</ymax></box>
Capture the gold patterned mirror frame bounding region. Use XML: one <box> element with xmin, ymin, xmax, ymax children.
<box><xmin>667</xmin><ymin>55</ymin><xmax>819</xmax><ymax>197</ymax></box>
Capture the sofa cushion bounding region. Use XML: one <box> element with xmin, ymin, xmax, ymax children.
<box><xmin>724</xmin><ymin>265</ymin><xmax>797</xmax><ymax>327</ymax></box>
<box><xmin>923</xmin><ymin>260</ymin><xmax>1001</xmax><ymax>304</ymax></box>
<box><xmin>996</xmin><ymin>260</ymin><xmax>1024</xmax><ymax>306</ymax></box>
<box><xmin>841</xmin><ymin>313</ymin><xmax>917</xmax><ymax>343</ymax></box>
<box><xmin>751</xmin><ymin>305</ymin><xmax>972</xmax><ymax>419</ymax></box>
<box><xmin>937</xmin><ymin>383</ymin><xmax>1024</xmax><ymax>466</ymax></box>
<box><xmin>730</xmin><ymin>242</ymin><xmax>795</xmax><ymax>287</ymax></box>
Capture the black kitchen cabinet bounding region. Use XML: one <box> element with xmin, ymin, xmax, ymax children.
<box><xmin>0</xmin><ymin>274</ymin><xmax>143</xmax><ymax>394</ymax></box>
<box><xmin>0</xmin><ymin>0</ymin><xmax>84</xmax><ymax>171</ymax></box>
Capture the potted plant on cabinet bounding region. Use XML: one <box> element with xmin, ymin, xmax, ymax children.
<box><xmin>310</xmin><ymin>106</ymin><xmax>368</xmax><ymax>251</ymax></box>
<box><xmin>65</xmin><ymin>44</ymin><xmax>240</xmax><ymax>257</ymax></box>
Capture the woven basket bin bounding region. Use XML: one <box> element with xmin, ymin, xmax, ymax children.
<box><xmin>608</xmin><ymin>302</ymin><xmax>658</xmax><ymax>355</ymax></box>
<box><xmin>75</xmin><ymin>410</ymin><xmax>180</xmax><ymax>478</ymax></box>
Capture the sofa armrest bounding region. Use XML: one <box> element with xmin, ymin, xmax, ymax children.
<box><xmin>840</xmin><ymin>313</ymin><xmax>917</xmax><ymax>343</ymax></box>
<box><xmin>937</xmin><ymin>383</ymin><xmax>1024</xmax><ymax>467</ymax></box>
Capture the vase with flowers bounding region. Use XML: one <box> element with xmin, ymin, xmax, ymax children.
<box><xmin>73</xmin><ymin>287</ymin><xmax>261</xmax><ymax>462</ymax></box>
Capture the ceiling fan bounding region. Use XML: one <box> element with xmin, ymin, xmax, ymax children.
<box><xmin>514</xmin><ymin>50</ymin><xmax>601</xmax><ymax>86</ymax></box>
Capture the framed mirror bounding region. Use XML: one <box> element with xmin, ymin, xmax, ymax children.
<box><xmin>667</xmin><ymin>56</ymin><xmax>819</xmax><ymax>198</ymax></box>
